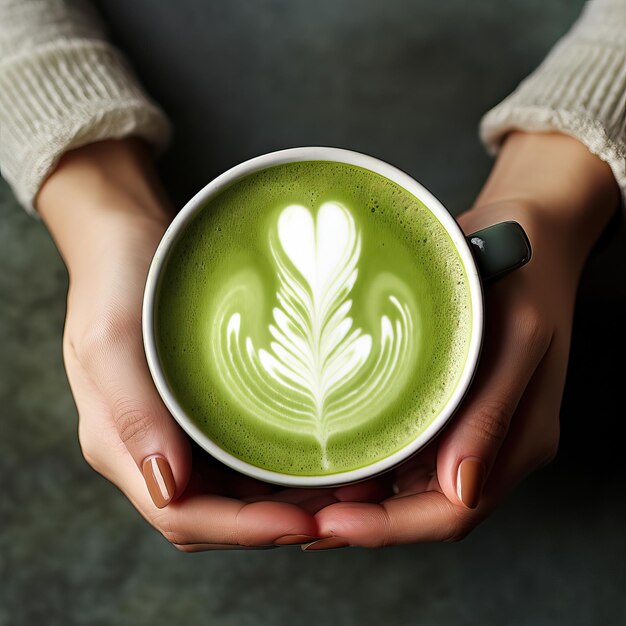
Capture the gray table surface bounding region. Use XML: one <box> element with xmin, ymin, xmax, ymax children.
<box><xmin>2</xmin><ymin>1</ymin><xmax>625</xmax><ymax>624</ymax></box>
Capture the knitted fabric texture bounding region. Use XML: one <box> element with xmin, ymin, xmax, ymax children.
<box><xmin>480</xmin><ymin>0</ymin><xmax>626</xmax><ymax>204</ymax></box>
<box><xmin>0</xmin><ymin>0</ymin><xmax>171</xmax><ymax>215</ymax></box>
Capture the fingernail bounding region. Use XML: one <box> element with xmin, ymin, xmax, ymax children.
<box><xmin>457</xmin><ymin>457</ymin><xmax>485</xmax><ymax>509</ymax></box>
<box><xmin>274</xmin><ymin>534</ymin><xmax>320</xmax><ymax>546</ymax></box>
<box><xmin>301</xmin><ymin>536</ymin><xmax>349</xmax><ymax>551</ymax></box>
<box><xmin>142</xmin><ymin>455</ymin><xmax>175</xmax><ymax>508</ymax></box>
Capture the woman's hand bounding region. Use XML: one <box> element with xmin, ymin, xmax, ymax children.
<box><xmin>37</xmin><ymin>139</ymin><xmax>320</xmax><ymax>550</ymax></box>
<box><xmin>304</xmin><ymin>131</ymin><xmax>620</xmax><ymax>549</ymax></box>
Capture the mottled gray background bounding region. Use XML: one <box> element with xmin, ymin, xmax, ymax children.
<box><xmin>1</xmin><ymin>1</ymin><xmax>625</xmax><ymax>625</ymax></box>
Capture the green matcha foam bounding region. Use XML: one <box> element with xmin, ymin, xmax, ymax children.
<box><xmin>155</xmin><ymin>161</ymin><xmax>472</xmax><ymax>475</ymax></box>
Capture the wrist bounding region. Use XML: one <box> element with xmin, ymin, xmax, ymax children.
<box><xmin>471</xmin><ymin>131</ymin><xmax>619</xmax><ymax>263</ymax></box>
<box><xmin>36</xmin><ymin>139</ymin><xmax>171</xmax><ymax>272</ymax></box>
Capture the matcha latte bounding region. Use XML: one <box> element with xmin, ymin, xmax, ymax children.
<box><xmin>154</xmin><ymin>161</ymin><xmax>472</xmax><ymax>476</ymax></box>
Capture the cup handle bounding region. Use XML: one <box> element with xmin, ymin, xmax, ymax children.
<box><xmin>466</xmin><ymin>221</ymin><xmax>532</xmax><ymax>282</ymax></box>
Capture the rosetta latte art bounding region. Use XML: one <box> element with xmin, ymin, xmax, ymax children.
<box><xmin>212</xmin><ymin>202</ymin><xmax>417</xmax><ymax>469</ymax></box>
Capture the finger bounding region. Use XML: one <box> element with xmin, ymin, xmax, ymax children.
<box><xmin>76</xmin><ymin>318</ymin><xmax>192</xmax><ymax>508</ymax></box>
<box><xmin>188</xmin><ymin>453</ymin><xmax>277</xmax><ymax>499</ymax></box>
<box><xmin>484</xmin><ymin>346</ymin><xmax>563</xmax><ymax>503</ymax></box>
<box><xmin>436</xmin><ymin>288</ymin><xmax>551</xmax><ymax>509</ymax></box>
<box><xmin>313</xmin><ymin>490</ymin><xmax>478</xmax><ymax>547</ymax></box>
<box><xmin>95</xmin><ymin>431</ymin><xmax>319</xmax><ymax>546</ymax></box>
<box><xmin>332</xmin><ymin>473</ymin><xmax>394</xmax><ymax>503</ymax></box>
<box><xmin>391</xmin><ymin>465</ymin><xmax>437</xmax><ymax>496</ymax></box>
<box><xmin>240</xmin><ymin>489</ymin><xmax>341</xmax><ymax>514</ymax></box>
<box><xmin>154</xmin><ymin>494</ymin><xmax>320</xmax><ymax>546</ymax></box>
<box><xmin>240</xmin><ymin>474</ymin><xmax>392</xmax><ymax>508</ymax></box>
<box><xmin>389</xmin><ymin>444</ymin><xmax>438</xmax><ymax>494</ymax></box>
<box><xmin>173</xmin><ymin>543</ymin><xmax>279</xmax><ymax>552</ymax></box>
<box><xmin>297</xmin><ymin>494</ymin><xmax>341</xmax><ymax>515</ymax></box>
<box><xmin>241</xmin><ymin>487</ymin><xmax>331</xmax><ymax>505</ymax></box>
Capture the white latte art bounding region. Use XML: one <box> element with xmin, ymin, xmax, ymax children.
<box><xmin>212</xmin><ymin>201</ymin><xmax>416</xmax><ymax>469</ymax></box>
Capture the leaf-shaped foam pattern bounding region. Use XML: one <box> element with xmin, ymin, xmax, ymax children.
<box><xmin>212</xmin><ymin>202</ymin><xmax>416</xmax><ymax>470</ymax></box>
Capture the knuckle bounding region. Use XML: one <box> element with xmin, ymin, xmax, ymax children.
<box><xmin>153</xmin><ymin>512</ymin><xmax>187</xmax><ymax>546</ymax></box>
<box><xmin>77</xmin><ymin>421</ymin><xmax>102</xmax><ymax>472</ymax></box>
<box><xmin>467</xmin><ymin>397</ymin><xmax>512</xmax><ymax>445</ymax></box>
<box><xmin>234</xmin><ymin>504</ymin><xmax>256</xmax><ymax>547</ymax></box>
<box><xmin>75</xmin><ymin>313</ymin><xmax>136</xmax><ymax>366</ymax></box>
<box><xmin>78</xmin><ymin>440</ymin><xmax>100</xmax><ymax>472</ymax></box>
<box><xmin>367</xmin><ymin>507</ymin><xmax>394</xmax><ymax>549</ymax></box>
<box><xmin>62</xmin><ymin>335</ymin><xmax>74</xmax><ymax>364</ymax></box>
<box><xmin>379</xmin><ymin>507</ymin><xmax>396</xmax><ymax>548</ymax></box>
<box><xmin>517</xmin><ymin>304</ymin><xmax>552</xmax><ymax>356</ymax></box>
<box><xmin>113</xmin><ymin>399</ymin><xmax>155</xmax><ymax>445</ymax></box>
<box><xmin>537</xmin><ymin>429</ymin><xmax>560</xmax><ymax>469</ymax></box>
<box><xmin>445</xmin><ymin>528</ymin><xmax>469</xmax><ymax>543</ymax></box>
<box><xmin>445</xmin><ymin>508</ymin><xmax>482</xmax><ymax>543</ymax></box>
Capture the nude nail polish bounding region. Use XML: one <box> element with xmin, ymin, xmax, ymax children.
<box><xmin>142</xmin><ymin>455</ymin><xmax>176</xmax><ymax>508</ymax></box>
<box><xmin>457</xmin><ymin>457</ymin><xmax>485</xmax><ymax>509</ymax></box>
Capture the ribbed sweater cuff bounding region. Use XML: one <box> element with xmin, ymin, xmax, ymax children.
<box><xmin>0</xmin><ymin>39</ymin><xmax>172</xmax><ymax>216</ymax></box>
<box><xmin>479</xmin><ymin>3</ymin><xmax>626</xmax><ymax>205</ymax></box>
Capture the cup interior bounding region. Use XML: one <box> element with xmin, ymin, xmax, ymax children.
<box><xmin>142</xmin><ymin>147</ymin><xmax>484</xmax><ymax>488</ymax></box>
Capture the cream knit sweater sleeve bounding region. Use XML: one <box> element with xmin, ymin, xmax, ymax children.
<box><xmin>1</xmin><ymin>1</ymin><xmax>624</xmax><ymax>215</ymax></box>
<box><xmin>480</xmin><ymin>0</ymin><xmax>626</xmax><ymax>204</ymax></box>
<box><xmin>0</xmin><ymin>0</ymin><xmax>171</xmax><ymax>215</ymax></box>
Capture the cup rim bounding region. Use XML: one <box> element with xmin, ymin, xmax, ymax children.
<box><xmin>142</xmin><ymin>146</ymin><xmax>484</xmax><ymax>487</ymax></box>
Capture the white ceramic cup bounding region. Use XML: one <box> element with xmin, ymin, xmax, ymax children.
<box><xmin>143</xmin><ymin>147</ymin><xmax>531</xmax><ymax>488</ymax></box>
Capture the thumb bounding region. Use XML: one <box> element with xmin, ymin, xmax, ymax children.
<box><xmin>436</xmin><ymin>301</ymin><xmax>550</xmax><ymax>509</ymax></box>
<box><xmin>79</xmin><ymin>316</ymin><xmax>192</xmax><ymax>508</ymax></box>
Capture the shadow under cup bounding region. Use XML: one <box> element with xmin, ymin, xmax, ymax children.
<box><xmin>143</xmin><ymin>148</ymin><xmax>528</xmax><ymax>488</ymax></box>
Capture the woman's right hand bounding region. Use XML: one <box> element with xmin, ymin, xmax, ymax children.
<box><xmin>37</xmin><ymin>139</ymin><xmax>321</xmax><ymax>550</ymax></box>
